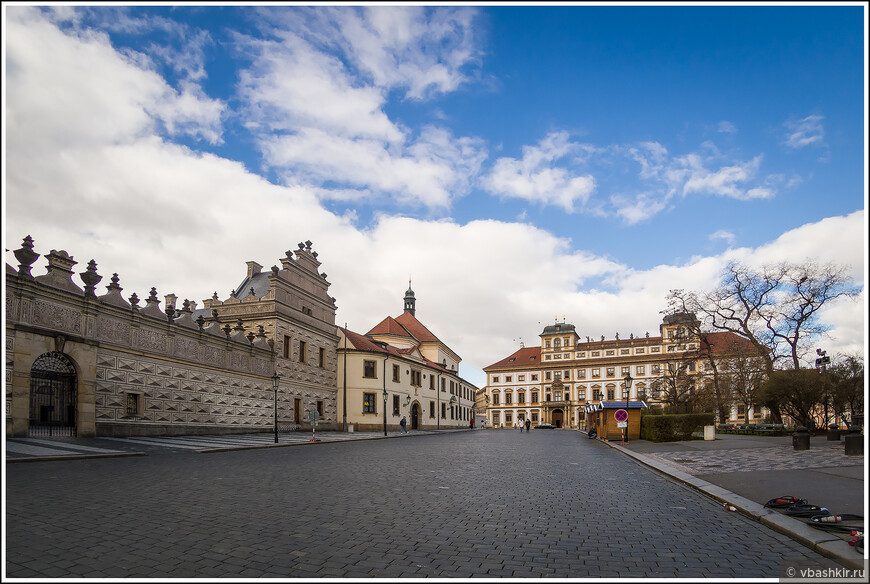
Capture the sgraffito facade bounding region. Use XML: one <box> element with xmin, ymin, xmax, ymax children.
<box><xmin>5</xmin><ymin>236</ymin><xmax>338</xmax><ymax>437</ymax></box>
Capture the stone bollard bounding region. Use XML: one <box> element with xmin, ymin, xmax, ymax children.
<box><xmin>793</xmin><ymin>426</ymin><xmax>810</xmax><ymax>451</ymax></box>
<box><xmin>826</xmin><ymin>424</ymin><xmax>841</xmax><ymax>441</ymax></box>
<box><xmin>844</xmin><ymin>426</ymin><xmax>863</xmax><ymax>456</ymax></box>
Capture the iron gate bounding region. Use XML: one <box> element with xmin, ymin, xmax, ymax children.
<box><xmin>29</xmin><ymin>352</ymin><xmax>77</xmax><ymax>438</ymax></box>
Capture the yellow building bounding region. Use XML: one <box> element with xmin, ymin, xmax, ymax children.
<box><xmin>336</xmin><ymin>285</ymin><xmax>477</xmax><ymax>432</ymax></box>
<box><xmin>483</xmin><ymin>314</ymin><xmax>761</xmax><ymax>429</ymax></box>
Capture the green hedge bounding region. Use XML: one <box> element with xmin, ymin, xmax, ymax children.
<box><xmin>640</xmin><ymin>413</ymin><xmax>715</xmax><ymax>442</ymax></box>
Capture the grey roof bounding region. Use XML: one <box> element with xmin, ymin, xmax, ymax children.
<box><xmin>541</xmin><ymin>323</ymin><xmax>576</xmax><ymax>335</ymax></box>
<box><xmin>233</xmin><ymin>272</ymin><xmax>272</xmax><ymax>300</ymax></box>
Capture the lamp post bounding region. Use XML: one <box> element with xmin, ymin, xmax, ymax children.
<box><xmin>383</xmin><ymin>387</ymin><xmax>388</xmax><ymax>436</ymax></box>
<box><xmin>623</xmin><ymin>373</ymin><xmax>633</xmax><ymax>445</ymax></box>
<box><xmin>271</xmin><ymin>372</ymin><xmax>281</xmax><ymax>444</ymax></box>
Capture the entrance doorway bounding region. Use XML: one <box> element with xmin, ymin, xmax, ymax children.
<box><xmin>551</xmin><ymin>409</ymin><xmax>564</xmax><ymax>428</ymax></box>
<box><xmin>411</xmin><ymin>403</ymin><xmax>420</xmax><ymax>429</ymax></box>
<box><xmin>29</xmin><ymin>352</ymin><xmax>77</xmax><ymax>438</ymax></box>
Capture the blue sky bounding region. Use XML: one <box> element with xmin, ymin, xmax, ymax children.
<box><xmin>3</xmin><ymin>3</ymin><xmax>866</xmax><ymax>388</ymax></box>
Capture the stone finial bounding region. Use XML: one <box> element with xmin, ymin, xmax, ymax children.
<box><xmin>188</xmin><ymin>300</ymin><xmax>197</xmax><ymax>311</ymax></box>
<box><xmin>106</xmin><ymin>273</ymin><xmax>122</xmax><ymax>292</ymax></box>
<box><xmin>80</xmin><ymin>260</ymin><xmax>102</xmax><ymax>298</ymax></box>
<box><xmin>298</xmin><ymin>242</ymin><xmax>306</xmax><ymax>250</ymax></box>
<box><xmin>646</xmin><ymin>332</ymin><xmax>650</xmax><ymax>338</ymax></box>
<box><xmin>257</xmin><ymin>325</ymin><xmax>266</xmax><ymax>338</ymax></box>
<box><xmin>234</xmin><ymin>319</ymin><xmax>245</xmax><ymax>332</ymax></box>
<box><xmin>223</xmin><ymin>324</ymin><xmax>232</xmax><ymax>338</ymax></box>
<box><xmin>148</xmin><ymin>287</ymin><xmax>159</xmax><ymax>302</ymax></box>
<box><xmin>305</xmin><ymin>240</ymin><xmax>312</xmax><ymax>251</ymax></box>
<box><xmin>630</xmin><ymin>333</ymin><xmax>634</xmax><ymax>340</ymax></box>
<box><xmin>320</xmin><ymin>272</ymin><xmax>327</xmax><ymax>279</ymax></box>
<box><xmin>14</xmin><ymin>235</ymin><xmax>40</xmax><ymax>278</ymax></box>
<box><xmin>312</xmin><ymin>251</ymin><xmax>318</xmax><ymax>259</ymax></box>
<box><xmin>196</xmin><ymin>315</ymin><xmax>206</xmax><ymax>330</ymax></box>
<box><xmin>129</xmin><ymin>293</ymin><xmax>140</xmax><ymax>310</ymax></box>
<box><xmin>164</xmin><ymin>293</ymin><xmax>177</xmax><ymax>311</ymax></box>
<box><xmin>615</xmin><ymin>332</ymin><xmax>620</xmax><ymax>340</ymax></box>
<box><xmin>247</xmin><ymin>332</ymin><xmax>255</xmax><ymax>343</ymax></box>
<box><xmin>165</xmin><ymin>304</ymin><xmax>176</xmax><ymax>323</ymax></box>
<box><xmin>271</xmin><ymin>265</ymin><xmax>280</xmax><ymax>276</ymax></box>
<box><xmin>249</xmin><ymin>287</ymin><xmax>256</xmax><ymax>298</ymax></box>
<box><xmin>229</xmin><ymin>289</ymin><xmax>237</xmax><ymax>299</ymax></box>
<box><xmin>601</xmin><ymin>335</ymin><xmax>605</xmax><ymax>342</ymax></box>
<box><xmin>211</xmin><ymin>309</ymin><xmax>219</xmax><ymax>322</ymax></box>
<box><xmin>181</xmin><ymin>299</ymin><xmax>191</xmax><ymax>313</ymax></box>
<box><xmin>212</xmin><ymin>291</ymin><xmax>219</xmax><ymax>301</ymax></box>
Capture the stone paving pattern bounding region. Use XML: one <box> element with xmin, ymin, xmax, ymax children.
<box><xmin>5</xmin><ymin>430</ymin><xmax>843</xmax><ymax>578</ymax></box>
<box><xmin>645</xmin><ymin>443</ymin><xmax>863</xmax><ymax>475</ymax></box>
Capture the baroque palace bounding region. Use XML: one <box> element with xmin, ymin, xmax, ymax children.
<box><xmin>5</xmin><ymin>235</ymin><xmax>476</xmax><ymax>438</ymax></box>
<box><xmin>483</xmin><ymin>315</ymin><xmax>759</xmax><ymax>430</ymax></box>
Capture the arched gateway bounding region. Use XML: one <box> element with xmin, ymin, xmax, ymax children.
<box><xmin>29</xmin><ymin>352</ymin><xmax>77</xmax><ymax>437</ymax></box>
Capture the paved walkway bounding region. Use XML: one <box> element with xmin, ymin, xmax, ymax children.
<box><xmin>601</xmin><ymin>432</ymin><xmax>865</xmax><ymax>570</ymax></box>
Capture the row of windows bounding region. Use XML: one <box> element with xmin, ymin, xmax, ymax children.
<box><xmin>491</xmin><ymin>361</ymin><xmax>698</xmax><ymax>385</ymax></box>
<box><xmin>363</xmin><ymin>360</ymin><xmax>474</xmax><ymax>399</ymax></box>
<box><xmin>490</xmin><ymin>384</ymin><xmax>660</xmax><ymax>404</ymax></box>
<box><xmin>361</xmin><ymin>393</ymin><xmax>472</xmax><ymax>420</ymax></box>
<box><xmin>283</xmin><ymin>335</ymin><xmax>327</xmax><ymax>367</ymax></box>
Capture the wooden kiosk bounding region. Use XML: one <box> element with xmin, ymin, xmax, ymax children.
<box><xmin>587</xmin><ymin>401</ymin><xmax>647</xmax><ymax>442</ymax></box>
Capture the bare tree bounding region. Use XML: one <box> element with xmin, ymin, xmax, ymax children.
<box><xmin>668</xmin><ymin>260</ymin><xmax>859</xmax><ymax>372</ymax></box>
<box><xmin>667</xmin><ymin>260</ymin><xmax>859</xmax><ymax>423</ymax></box>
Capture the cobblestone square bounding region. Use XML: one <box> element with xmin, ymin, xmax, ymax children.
<box><xmin>4</xmin><ymin>430</ymin><xmax>846</xmax><ymax>578</ymax></box>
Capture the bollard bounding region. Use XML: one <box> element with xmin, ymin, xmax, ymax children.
<box><xmin>827</xmin><ymin>424</ymin><xmax>841</xmax><ymax>441</ymax></box>
<box><xmin>793</xmin><ymin>426</ymin><xmax>810</xmax><ymax>451</ymax></box>
<box><xmin>844</xmin><ymin>426</ymin><xmax>863</xmax><ymax>456</ymax></box>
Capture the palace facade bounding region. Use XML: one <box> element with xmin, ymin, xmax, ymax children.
<box><xmin>5</xmin><ymin>236</ymin><xmax>339</xmax><ymax>437</ymax></box>
<box><xmin>336</xmin><ymin>285</ymin><xmax>478</xmax><ymax>431</ymax></box>
<box><xmin>483</xmin><ymin>314</ymin><xmax>764</xmax><ymax>429</ymax></box>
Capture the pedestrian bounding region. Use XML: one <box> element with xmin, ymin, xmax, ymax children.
<box><xmin>525</xmin><ymin>419</ymin><xmax>531</xmax><ymax>432</ymax></box>
<box><xmin>470</xmin><ymin>418</ymin><xmax>474</xmax><ymax>429</ymax></box>
<box><xmin>400</xmin><ymin>416</ymin><xmax>407</xmax><ymax>434</ymax></box>
<box><xmin>517</xmin><ymin>419</ymin><xmax>523</xmax><ymax>432</ymax></box>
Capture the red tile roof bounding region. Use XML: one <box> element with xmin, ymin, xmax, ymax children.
<box><xmin>484</xmin><ymin>346</ymin><xmax>542</xmax><ymax>370</ymax></box>
<box><xmin>366</xmin><ymin>316</ymin><xmax>413</xmax><ymax>338</ymax></box>
<box><xmin>340</xmin><ymin>327</ymin><xmax>405</xmax><ymax>357</ymax></box>
<box><xmin>701</xmin><ymin>331</ymin><xmax>761</xmax><ymax>354</ymax></box>
<box><xmin>395</xmin><ymin>311</ymin><xmax>440</xmax><ymax>343</ymax></box>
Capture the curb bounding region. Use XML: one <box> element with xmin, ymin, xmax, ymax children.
<box><xmin>603</xmin><ymin>439</ymin><xmax>865</xmax><ymax>570</ymax></box>
<box><xmin>5</xmin><ymin>451</ymin><xmax>147</xmax><ymax>464</ymax></box>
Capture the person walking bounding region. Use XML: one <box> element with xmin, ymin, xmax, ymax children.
<box><xmin>400</xmin><ymin>416</ymin><xmax>408</xmax><ymax>434</ymax></box>
<box><xmin>525</xmin><ymin>419</ymin><xmax>531</xmax><ymax>432</ymax></box>
<box><xmin>517</xmin><ymin>418</ymin><xmax>523</xmax><ymax>432</ymax></box>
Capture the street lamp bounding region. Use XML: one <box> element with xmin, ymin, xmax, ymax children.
<box><xmin>271</xmin><ymin>372</ymin><xmax>281</xmax><ymax>444</ymax></box>
<box><xmin>383</xmin><ymin>387</ymin><xmax>388</xmax><ymax>436</ymax></box>
<box><xmin>623</xmin><ymin>373</ymin><xmax>633</xmax><ymax>445</ymax></box>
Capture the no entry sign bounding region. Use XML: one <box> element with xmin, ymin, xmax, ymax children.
<box><xmin>614</xmin><ymin>409</ymin><xmax>628</xmax><ymax>422</ymax></box>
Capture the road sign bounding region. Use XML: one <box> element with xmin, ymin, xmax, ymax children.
<box><xmin>308</xmin><ymin>410</ymin><xmax>319</xmax><ymax>426</ymax></box>
<box><xmin>614</xmin><ymin>409</ymin><xmax>628</xmax><ymax>422</ymax></box>
<box><xmin>617</xmin><ymin>421</ymin><xmax>628</xmax><ymax>428</ymax></box>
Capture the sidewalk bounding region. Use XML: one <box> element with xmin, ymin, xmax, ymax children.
<box><xmin>601</xmin><ymin>432</ymin><xmax>866</xmax><ymax>570</ymax></box>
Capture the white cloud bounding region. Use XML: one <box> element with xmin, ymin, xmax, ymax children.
<box><xmin>681</xmin><ymin>154</ymin><xmax>774</xmax><ymax>200</ymax></box>
<box><xmin>784</xmin><ymin>114</ymin><xmax>825</xmax><ymax>149</ymax></box>
<box><xmin>717</xmin><ymin>121</ymin><xmax>737</xmax><ymax>134</ymax></box>
<box><xmin>709</xmin><ymin>230</ymin><xmax>737</xmax><ymax>247</ymax></box>
<box><xmin>482</xmin><ymin>132</ymin><xmax>596</xmax><ymax>213</ymax></box>
<box><xmin>233</xmin><ymin>6</ymin><xmax>487</xmax><ymax>210</ymax></box>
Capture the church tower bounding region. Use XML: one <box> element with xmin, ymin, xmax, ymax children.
<box><xmin>403</xmin><ymin>281</ymin><xmax>416</xmax><ymax>316</ymax></box>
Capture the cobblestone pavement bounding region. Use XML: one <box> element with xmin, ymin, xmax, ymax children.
<box><xmin>5</xmin><ymin>429</ymin><xmax>459</xmax><ymax>460</ymax></box>
<box><xmin>5</xmin><ymin>429</ymin><xmax>845</xmax><ymax>578</ymax></box>
<box><xmin>643</xmin><ymin>443</ymin><xmax>863</xmax><ymax>475</ymax></box>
